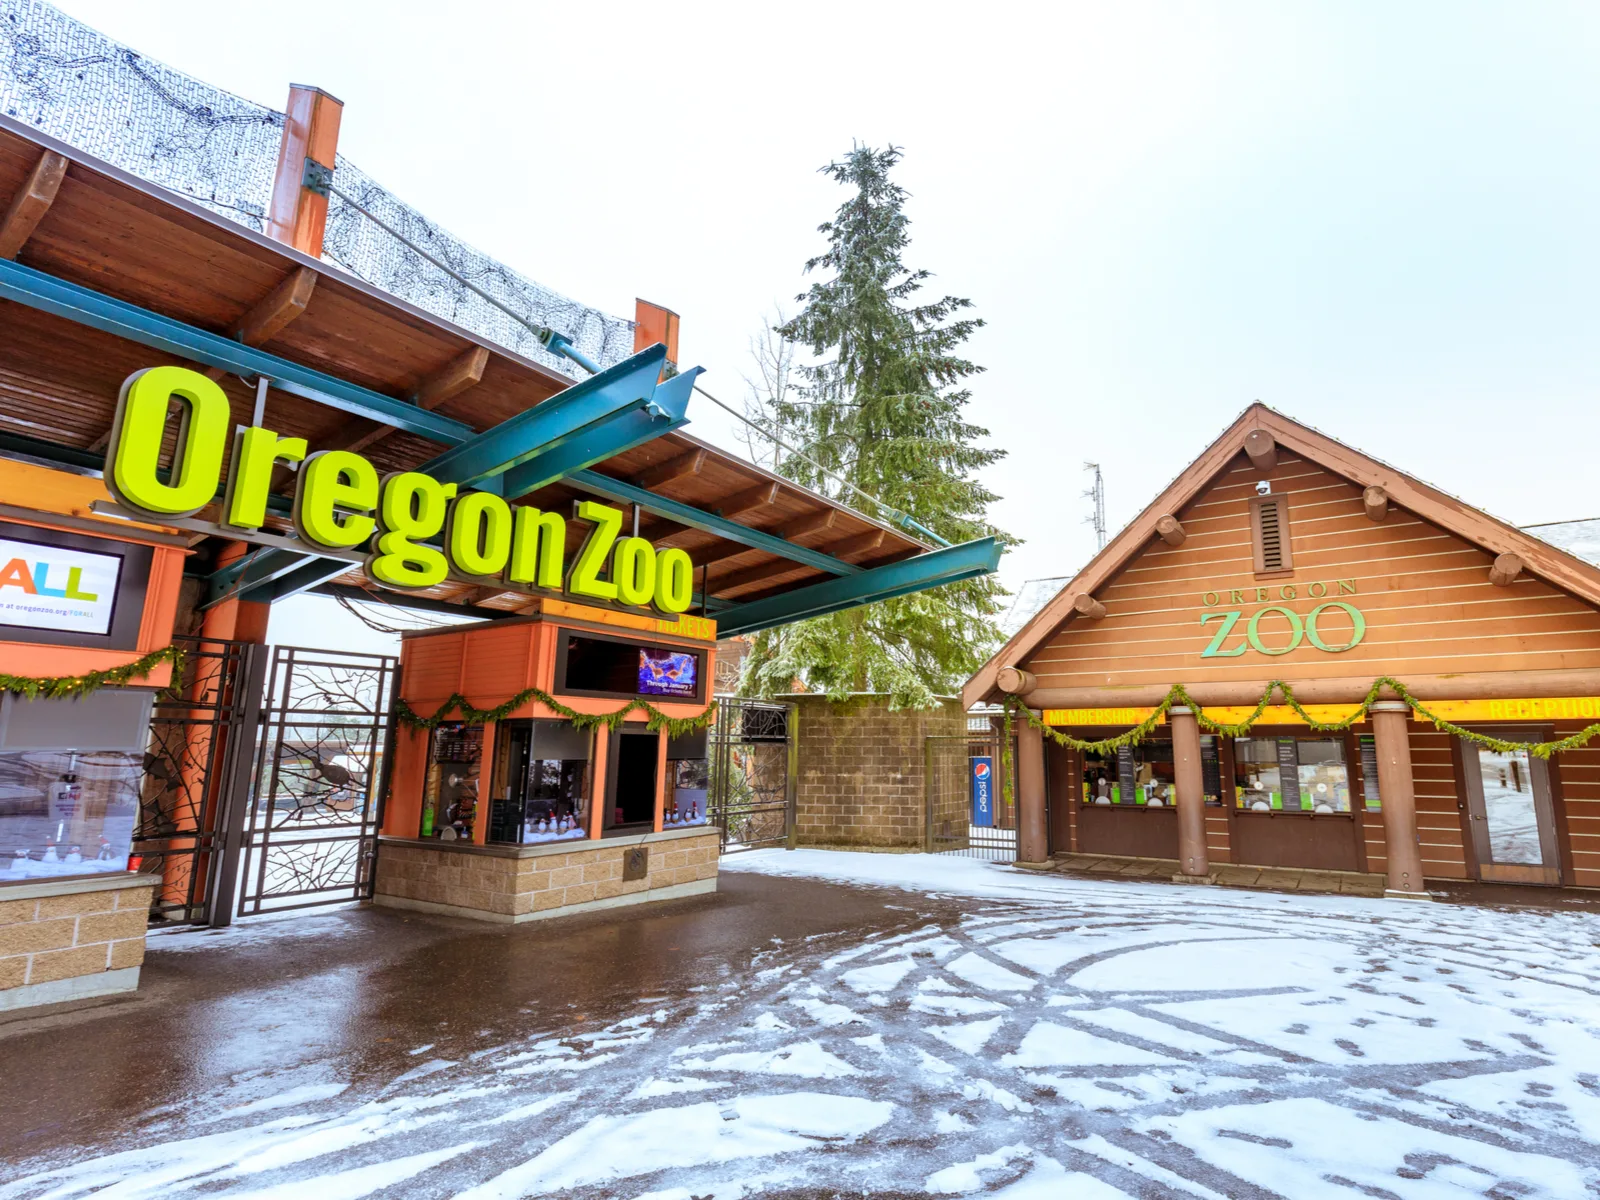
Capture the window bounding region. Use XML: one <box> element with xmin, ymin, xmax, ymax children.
<box><xmin>1234</xmin><ymin>736</ymin><xmax>1350</xmax><ymax>812</ymax></box>
<box><xmin>1249</xmin><ymin>495</ymin><xmax>1293</xmax><ymax>574</ymax></box>
<box><xmin>1081</xmin><ymin>738</ymin><xmax>1221</xmax><ymax>807</ymax></box>
<box><xmin>420</xmin><ymin>722</ymin><xmax>482</xmax><ymax>841</ymax></box>
<box><xmin>666</xmin><ymin>728</ymin><xmax>709</xmax><ymax>827</ymax></box>
<box><xmin>488</xmin><ymin>720</ymin><xmax>591</xmax><ymax>845</ymax></box>
<box><xmin>0</xmin><ymin>750</ymin><xmax>141</xmax><ymax>882</ymax></box>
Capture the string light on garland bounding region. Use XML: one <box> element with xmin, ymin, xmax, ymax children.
<box><xmin>396</xmin><ymin>687</ymin><xmax>718</xmax><ymax>740</ymax></box>
<box><xmin>0</xmin><ymin>644</ymin><xmax>186</xmax><ymax>701</ymax></box>
<box><xmin>999</xmin><ymin>676</ymin><xmax>1600</xmax><ymax>807</ymax></box>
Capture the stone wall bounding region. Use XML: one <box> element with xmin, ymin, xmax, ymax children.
<box><xmin>0</xmin><ymin>875</ymin><xmax>155</xmax><ymax>1011</ymax></box>
<box><xmin>373</xmin><ymin>827</ymin><xmax>719</xmax><ymax>923</ymax></box>
<box><xmin>791</xmin><ymin>694</ymin><xmax>965</xmax><ymax>849</ymax></box>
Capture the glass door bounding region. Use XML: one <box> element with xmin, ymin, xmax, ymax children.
<box><xmin>1460</xmin><ymin>740</ymin><xmax>1560</xmax><ymax>884</ymax></box>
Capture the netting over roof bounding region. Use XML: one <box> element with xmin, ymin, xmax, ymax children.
<box><xmin>0</xmin><ymin>0</ymin><xmax>631</xmax><ymax>378</ymax></box>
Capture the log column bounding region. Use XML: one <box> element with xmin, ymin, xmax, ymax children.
<box><xmin>1370</xmin><ymin>700</ymin><xmax>1431</xmax><ymax>900</ymax></box>
<box><xmin>1016</xmin><ymin>715</ymin><xmax>1049</xmax><ymax>866</ymax></box>
<box><xmin>1170</xmin><ymin>706</ymin><xmax>1211</xmax><ymax>881</ymax></box>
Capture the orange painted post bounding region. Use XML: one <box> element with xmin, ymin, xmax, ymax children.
<box><xmin>653</xmin><ymin>727</ymin><xmax>669</xmax><ymax>833</ymax></box>
<box><xmin>588</xmin><ymin>729</ymin><xmax>609</xmax><ymax>841</ymax></box>
<box><xmin>633</xmin><ymin>299</ymin><xmax>680</xmax><ymax>378</ymax></box>
<box><xmin>1170</xmin><ymin>706</ymin><xmax>1212</xmax><ymax>880</ymax></box>
<box><xmin>1370</xmin><ymin>700</ymin><xmax>1431</xmax><ymax>899</ymax></box>
<box><xmin>472</xmin><ymin>722</ymin><xmax>496</xmax><ymax>845</ymax></box>
<box><xmin>266</xmin><ymin>85</ymin><xmax>344</xmax><ymax>257</ymax></box>
<box><xmin>1016</xmin><ymin>716</ymin><xmax>1049</xmax><ymax>866</ymax></box>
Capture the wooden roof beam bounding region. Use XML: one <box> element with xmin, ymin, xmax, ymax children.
<box><xmin>718</xmin><ymin>481</ymin><xmax>781</xmax><ymax>519</ymax></box>
<box><xmin>632</xmin><ymin>447</ymin><xmax>705</xmax><ymax>489</ymax></box>
<box><xmin>329</xmin><ymin>344</ymin><xmax>491</xmax><ymax>457</ymax></box>
<box><xmin>1155</xmin><ymin>514</ymin><xmax>1185</xmax><ymax>546</ymax></box>
<box><xmin>823</xmin><ymin>528</ymin><xmax>886</xmax><ymax>560</ymax></box>
<box><xmin>0</xmin><ymin>150</ymin><xmax>67</xmax><ymax>259</ymax></box>
<box><xmin>200</xmin><ymin>265</ymin><xmax>320</xmax><ymax>382</ymax></box>
<box><xmin>711</xmin><ymin>558</ymin><xmax>814</xmax><ymax>595</ymax></box>
<box><xmin>775</xmin><ymin>509</ymin><xmax>839</xmax><ymax>540</ymax></box>
<box><xmin>1244</xmin><ymin>428</ymin><xmax>1277</xmax><ymax>472</ymax></box>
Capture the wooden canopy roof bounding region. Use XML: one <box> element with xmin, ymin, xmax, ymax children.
<box><xmin>964</xmin><ymin>403</ymin><xmax>1600</xmax><ymax>707</ymax></box>
<box><xmin>0</xmin><ymin>114</ymin><xmax>932</xmax><ymax>618</ymax></box>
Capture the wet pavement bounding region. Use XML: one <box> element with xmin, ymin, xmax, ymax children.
<box><xmin>1</xmin><ymin>853</ymin><xmax>1598</xmax><ymax>1198</ymax></box>
<box><xmin>0</xmin><ymin>869</ymin><xmax>962</xmax><ymax>1169</ymax></box>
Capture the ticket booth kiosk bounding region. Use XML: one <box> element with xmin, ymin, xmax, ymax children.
<box><xmin>374</xmin><ymin>600</ymin><xmax>722</xmax><ymax>922</ymax></box>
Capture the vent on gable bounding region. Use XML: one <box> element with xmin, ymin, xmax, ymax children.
<box><xmin>1250</xmin><ymin>495</ymin><xmax>1293</xmax><ymax>574</ymax></box>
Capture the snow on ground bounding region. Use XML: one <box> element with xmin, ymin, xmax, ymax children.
<box><xmin>7</xmin><ymin>850</ymin><xmax>1600</xmax><ymax>1198</ymax></box>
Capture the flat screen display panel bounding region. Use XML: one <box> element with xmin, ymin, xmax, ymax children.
<box><xmin>0</xmin><ymin>535</ymin><xmax>123</xmax><ymax>637</ymax></box>
<box><xmin>638</xmin><ymin>648</ymin><xmax>697</xmax><ymax>698</ymax></box>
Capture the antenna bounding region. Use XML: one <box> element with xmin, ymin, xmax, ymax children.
<box><xmin>1083</xmin><ymin>462</ymin><xmax>1106</xmax><ymax>550</ymax></box>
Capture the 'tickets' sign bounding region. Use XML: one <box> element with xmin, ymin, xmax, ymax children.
<box><xmin>0</xmin><ymin>534</ymin><xmax>121</xmax><ymax>636</ymax></box>
<box><xmin>105</xmin><ymin>366</ymin><xmax>696</xmax><ymax>614</ymax></box>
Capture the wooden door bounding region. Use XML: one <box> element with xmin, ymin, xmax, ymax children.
<box><xmin>1045</xmin><ymin>742</ymin><xmax>1075</xmax><ymax>855</ymax></box>
<box><xmin>1460</xmin><ymin>739</ymin><xmax>1561</xmax><ymax>885</ymax></box>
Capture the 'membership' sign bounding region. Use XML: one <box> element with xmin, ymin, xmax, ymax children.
<box><xmin>106</xmin><ymin>365</ymin><xmax>696</xmax><ymax>613</ymax></box>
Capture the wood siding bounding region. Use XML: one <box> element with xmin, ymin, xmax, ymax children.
<box><xmin>1024</xmin><ymin>451</ymin><xmax>1600</xmax><ymax>692</ymax></box>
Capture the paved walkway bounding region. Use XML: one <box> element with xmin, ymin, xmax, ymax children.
<box><xmin>1037</xmin><ymin>851</ymin><xmax>1387</xmax><ymax>896</ymax></box>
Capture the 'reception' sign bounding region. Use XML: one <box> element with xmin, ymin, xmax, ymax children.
<box><xmin>105</xmin><ymin>366</ymin><xmax>696</xmax><ymax>613</ymax></box>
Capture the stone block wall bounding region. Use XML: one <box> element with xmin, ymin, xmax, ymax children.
<box><xmin>0</xmin><ymin>876</ymin><xmax>155</xmax><ymax>1011</ymax></box>
<box><xmin>374</xmin><ymin>828</ymin><xmax>719</xmax><ymax>923</ymax></box>
<box><xmin>791</xmin><ymin>694</ymin><xmax>965</xmax><ymax>849</ymax></box>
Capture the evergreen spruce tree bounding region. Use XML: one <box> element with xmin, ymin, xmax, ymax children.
<box><xmin>740</xmin><ymin>144</ymin><xmax>1011</xmax><ymax>708</ymax></box>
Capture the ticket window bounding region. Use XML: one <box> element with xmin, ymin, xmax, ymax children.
<box><xmin>1234</xmin><ymin>736</ymin><xmax>1352</xmax><ymax>813</ymax></box>
<box><xmin>488</xmin><ymin>720</ymin><xmax>592</xmax><ymax>845</ymax></box>
<box><xmin>665</xmin><ymin>729</ymin><xmax>710</xmax><ymax>828</ymax></box>
<box><xmin>1081</xmin><ymin>738</ymin><xmax>1221</xmax><ymax>807</ymax></box>
<box><xmin>0</xmin><ymin>688</ymin><xmax>152</xmax><ymax>883</ymax></box>
<box><xmin>420</xmin><ymin>722</ymin><xmax>482</xmax><ymax>841</ymax></box>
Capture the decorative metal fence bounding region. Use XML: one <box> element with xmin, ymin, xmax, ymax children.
<box><xmin>233</xmin><ymin>646</ymin><xmax>399</xmax><ymax>917</ymax></box>
<box><xmin>925</xmin><ymin>719</ymin><xmax>1017</xmax><ymax>862</ymax></box>
<box><xmin>706</xmin><ymin>699</ymin><xmax>795</xmax><ymax>854</ymax></box>
<box><xmin>135</xmin><ymin>636</ymin><xmax>266</xmax><ymax>925</ymax></box>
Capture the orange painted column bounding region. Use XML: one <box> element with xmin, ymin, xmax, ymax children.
<box><xmin>471</xmin><ymin>722</ymin><xmax>496</xmax><ymax>845</ymax></box>
<box><xmin>1370</xmin><ymin>700</ymin><xmax>1431</xmax><ymax>899</ymax></box>
<box><xmin>266</xmin><ymin>85</ymin><xmax>344</xmax><ymax>256</ymax></box>
<box><xmin>587</xmin><ymin>729</ymin><xmax>609</xmax><ymax>841</ymax></box>
<box><xmin>653</xmin><ymin>728</ymin><xmax>669</xmax><ymax>833</ymax></box>
<box><xmin>1015</xmin><ymin>716</ymin><xmax>1049</xmax><ymax>865</ymax></box>
<box><xmin>1170</xmin><ymin>706</ymin><xmax>1211</xmax><ymax>879</ymax></box>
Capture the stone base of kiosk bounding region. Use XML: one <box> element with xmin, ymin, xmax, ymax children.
<box><xmin>1170</xmin><ymin>873</ymin><xmax>1218</xmax><ymax>886</ymax></box>
<box><xmin>0</xmin><ymin>874</ymin><xmax>155</xmax><ymax>1012</ymax></box>
<box><xmin>1383</xmin><ymin>888</ymin><xmax>1436</xmax><ymax>902</ymax></box>
<box><xmin>373</xmin><ymin>827</ymin><xmax>720</xmax><ymax>924</ymax></box>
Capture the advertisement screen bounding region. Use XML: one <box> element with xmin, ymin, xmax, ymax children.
<box><xmin>0</xmin><ymin>536</ymin><xmax>122</xmax><ymax>637</ymax></box>
<box><xmin>638</xmin><ymin>648</ymin><xmax>698</xmax><ymax>698</ymax></box>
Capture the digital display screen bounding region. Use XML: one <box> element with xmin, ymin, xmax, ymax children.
<box><xmin>0</xmin><ymin>536</ymin><xmax>122</xmax><ymax>637</ymax></box>
<box><xmin>638</xmin><ymin>648</ymin><xmax>697</xmax><ymax>698</ymax></box>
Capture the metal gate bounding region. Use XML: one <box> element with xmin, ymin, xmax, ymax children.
<box><xmin>707</xmin><ymin>698</ymin><xmax>796</xmax><ymax>854</ymax></box>
<box><xmin>230</xmin><ymin>646</ymin><xmax>399</xmax><ymax>917</ymax></box>
<box><xmin>135</xmin><ymin>636</ymin><xmax>267</xmax><ymax>925</ymax></box>
<box><xmin>925</xmin><ymin>715</ymin><xmax>1017</xmax><ymax>861</ymax></box>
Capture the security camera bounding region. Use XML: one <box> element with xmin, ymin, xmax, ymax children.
<box><xmin>1255</xmin><ymin>480</ymin><xmax>1272</xmax><ymax>496</ymax></box>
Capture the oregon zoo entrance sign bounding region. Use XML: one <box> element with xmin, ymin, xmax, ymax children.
<box><xmin>1196</xmin><ymin>578</ymin><xmax>1367</xmax><ymax>659</ymax></box>
<box><xmin>104</xmin><ymin>365</ymin><xmax>696</xmax><ymax>614</ymax></box>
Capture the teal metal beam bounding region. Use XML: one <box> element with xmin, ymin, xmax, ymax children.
<box><xmin>419</xmin><ymin>345</ymin><xmax>668</xmax><ymax>487</ymax></box>
<box><xmin>0</xmin><ymin>258</ymin><xmax>475</xmax><ymax>446</ymax></box>
<box><xmin>567</xmin><ymin>469</ymin><xmax>862</xmax><ymax>577</ymax></box>
<box><xmin>714</xmin><ymin>537</ymin><xmax>1003</xmax><ymax>638</ymax></box>
<box><xmin>204</xmin><ymin>546</ymin><xmax>316</xmax><ymax>607</ymax></box>
<box><xmin>500</xmin><ymin>367</ymin><xmax>699</xmax><ymax>499</ymax></box>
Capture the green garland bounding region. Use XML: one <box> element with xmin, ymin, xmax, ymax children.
<box><xmin>396</xmin><ymin>687</ymin><xmax>718</xmax><ymax>739</ymax></box>
<box><xmin>999</xmin><ymin>676</ymin><xmax>1600</xmax><ymax>807</ymax></box>
<box><xmin>0</xmin><ymin>643</ymin><xmax>186</xmax><ymax>701</ymax></box>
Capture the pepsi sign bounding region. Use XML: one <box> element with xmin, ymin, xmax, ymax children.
<box><xmin>970</xmin><ymin>756</ymin><xmax>995</xmax><ymax>828</ymax></box>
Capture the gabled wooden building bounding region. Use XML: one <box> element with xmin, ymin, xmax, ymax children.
<box><xmin>965</xmin><ymin>405</ymin><xmax>1600</xmax><ymax>896</ymax></box>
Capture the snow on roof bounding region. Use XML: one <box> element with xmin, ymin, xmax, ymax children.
<box><xmin>1521</xmin><ymin>518</ymin><xmax>1600</xmax><ymax>567</ymax></box>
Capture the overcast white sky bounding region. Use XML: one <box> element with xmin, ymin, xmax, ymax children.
<box><xmin>59</xmin><ymin>0</ymin><xmax>1600</xmax><ymax>604</ymax></box>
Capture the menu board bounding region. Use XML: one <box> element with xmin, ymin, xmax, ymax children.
<box><xmin>1360</xmin><ymin>736</ymin><xmax>1382</xmax><ymax>810</ymax></box>
<box><xmin>1201</xmin><ymin>739</ymin><xmax>1221</xmax><ymax>803</ymax></box>
<box><xmin>1116</xmin><ymin>745</ymin><xmax>1138</xmax><ymax>806</ymax></box>
<box><xmin>1275</xmin><ymin>738</ymin><xmax>1302</xmax><ymax>810</ymax></box>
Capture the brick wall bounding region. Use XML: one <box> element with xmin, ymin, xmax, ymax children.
<box><xmin>374</xmin><ymin>829</ymin><xmax>719</xmax><ymax>922</ymax></box>
<box><xmin>0</xmin><ymin>878</ymin><xmax>154</xmax><ymax>1003</ymax></box>
<box><xmin>791</xmin><ymin>694</ymin><xmax>964</xmax><ymax>849</ymax></box>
